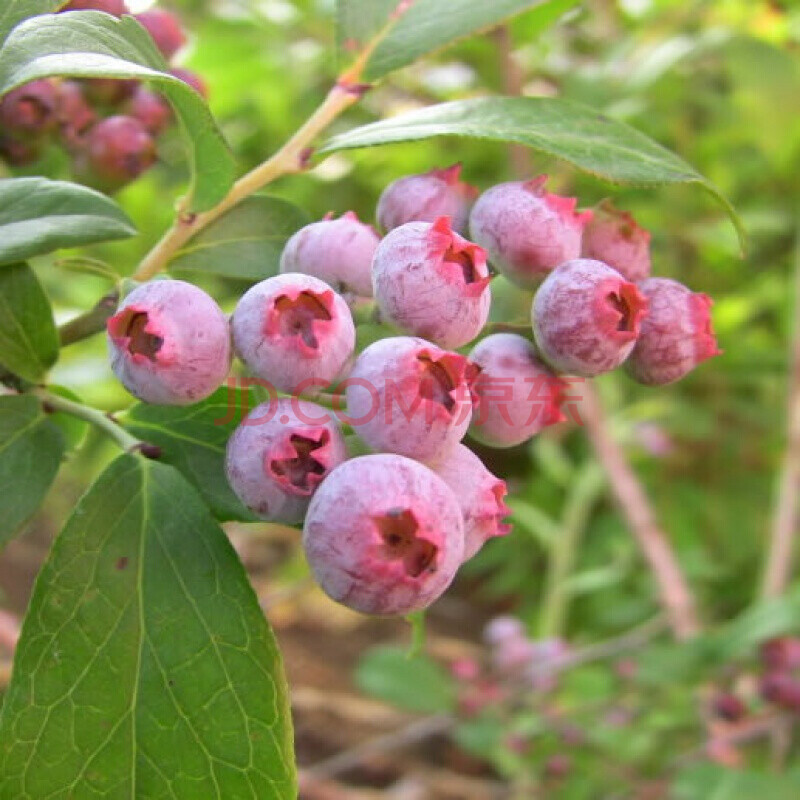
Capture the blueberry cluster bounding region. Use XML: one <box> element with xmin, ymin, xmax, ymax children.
<box><xmin>106</xmin><ymin>164</ymin><xmax>721</xmax><ymax>616</ymax></box>
<box><xmin>0</xmin><ymin>1</ymin><xmax>205</xmax><ymax>191</ymax></box>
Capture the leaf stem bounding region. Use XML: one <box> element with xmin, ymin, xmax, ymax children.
<box><xmin>132</xmin><ymin>84</ymin><xmax>361</xmax><ymax>282</ymax></box>
<box><xmin>33</xmin><ymin>388</ymin><xmax>149</xmax><ymax>455</ymax></box>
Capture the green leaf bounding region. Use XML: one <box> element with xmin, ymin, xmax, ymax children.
<box><xmin>320</xmin><ymin>96</ymin><xmax>745</xmax><ymax>250</ymax></box>
<box><xmin>0</xmin><ymin>395</ymin><xmax>64</xmax><ymax>546</ymax></box>
<box><xmin>673</xmin><ymin>764</ymin><xmax>800</xmax><ymax>800</ymax></box>
<box><xmin>337</xmin><ymin>0</ymin><xmax>579</xmax><ymax>82</ymax></box>
<box><xmin>0</xmin><ymin>454</ymin><xmax>296</xmax><ymax>799</ymax></box>
<box><xmin>168</xmin><ymin>196</ymin><xmax>311</xmax><ymax>281</ymax></box>
<box><xmin>0</xmin><ymin>13</ymin><xmax>235</xmax><ymax>211</ymax></box>
<box><xmin>355</xmin><ymin>645</ymin><xmax>456</xmax><ymax>713</ymax></box>
<box><xmin>0</xmin><ymin>1</ymin><xmax>62</xmax><ymax>47</ymax></box>
<box><xmin>0</xmin><ymin>263</ymin><xmax>58</xmax><ymax>382</ymax></box>
<box><xmin>121</xmin><ymin>384</ymin><xmax>259</xmax><ymax>522</ymax></box>
<box><xmin>0</xmin><ymin>177</ymin><xmax>136</xmax><ymax>266</ymax></box>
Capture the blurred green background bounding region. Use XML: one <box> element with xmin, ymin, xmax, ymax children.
<box><xmin>3</xmin><ymin>0</ymin><xmax>800</xmax><ymax>797</ymax></box>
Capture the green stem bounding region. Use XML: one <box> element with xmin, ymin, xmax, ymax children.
<box><xmin>58</xmin><ymin>290</ymin><xmax>119</xmax><ymax>347</ymax></box>
<box><xmin>484</xmin><ymin>322</ymin><xmax>533</xmax><ymax>337</ymax></box>
<box><xmin>539</xmin><ymin>462</ymin><xmax>605</xmax><ymax>638</ymax></box>
<box><xmin>34</xmin><ymin>389</ymin><xmax>147</xmax><ymax>454</ymax></box>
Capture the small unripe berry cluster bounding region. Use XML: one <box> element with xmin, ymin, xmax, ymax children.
<box><xmin>106</xmin><ymin>164</ymin><xmax>722</xmax><ymax>618</ymax></box>
<box><xmin>0</xmin><ymin>2</ymin><xmax>204</xmax><ymax>192</ymax></box>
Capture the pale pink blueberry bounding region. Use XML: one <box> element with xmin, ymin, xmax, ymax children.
<box><xmin>225</xmin><ymin>398</ymin><xmax>347</xmax><ymax>524</ymax></box>
<box><xmin>532</xmin><ymin>259</ymin><xmax>649</xmax><ymax>377</ymax></box>
<box><xmin>430</xmin><ymin>444</ymin><xmax>511</xmax><ymax>560</ymax></box>
<box><xmin>0</xmin><ymin>80</ymin><xmax>59</xmax><ymax>137</ymax></box>
<box><xmin>377</xmin><ymin>163</ymin><xmax>478</xmax><ymax>234</ymax></box>
<box><xmin>231</xmin><ymin>273</ymin><xmax>355</xmax><ymax>395</ymax></box>
<box><xmin>469</xmin><ymin>176</ymin><xmax>592</xmax><ymax>288</ymax></box>
<box><xmin>135</xmin><ymin>9</ymin><xmax>186</xmax><ymax>60</ymax></box>
<box><xmin>468</xmin><ymin>333</ymin><xmax>565</xmax><ymax>448</ymax></box>
<box><xmin>107</xmin><ymin>279</ymin><xmax>231</xmax><ymax>405</ymax></box>
<box><xmin>582</xmin><ymin>201</ymin><xmax>652</xmax><ymax>282</ymax></box>
<box><xmin>625</xmin><ymin>278</ymin><xmax>721</xmax><ymax>385</ymax></box>
<box><xmin>344</xmin><ymin>336</ymin><xmax>476</xmax><ymax>462</ymax></box>
<box><xmin>56</xmin><ymin>81</ymin><xmax>97</xmax><ymax>149</ymax></box>
<box><xmin>125</xmin><ymin>87</ymin><xmax>171</xmax><ymax>135</ymax></box>
<box><xmin>302</xmin><ymin>454</ymin><xmax>465</xmax><ymax>615</ymax></box>
<box><xmin>280</xmin><ymin>211</ymin><xmax>379</xmax><ymax>299</ymax></box>
<box><xmin>372</xmin><ymin>217</ymin><xmax>491</xmax><ymax>349</ymax></box>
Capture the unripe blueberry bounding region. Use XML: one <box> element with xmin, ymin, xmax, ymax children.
<box><xmin>713</xmin><ymin>693</ymin><xmax>747</xmax><ymax>723</ymax></box>
<box><xmin>761</xmin><ymin>672</ymin><xmax>800</xmax><ymax>712</ymax></box>
<box><xmin>532</xmin><ymin>259</ymin><xmax>649</xmax><ymax>377</ymax></box>
<box><xmin>231</xmin><ymin>273</ymin><xmax>355</xmax><ymax>395</ymax></box>
<box><xmin>125</xmin><ymin>87</ymin><xmax>171</xmax><ymax>135</ymax></box>
<box><xmin>345</xmin><ymin>336</ymin><xmax>476</xmax><ymax>462</ymax></box>
<box><xmin>107</xmin><ymin>279</ymin><xmax>231</xmax><ymax>405</ymax></box>
<box><xmin>170</xmin><ymin>68</ymin><xmax>208</xmax><ymax>98</ymax></box>
<box><xmin>468</xmin><ymin>333</ymin><xmax>564</xmax><ymax>448</ymax></box>
<box><xmin>280</xmin><ymin>211</ymin><xmax>379</xmax><ymax>299</ymax></box>
<box><xmin>582</xmin><ymin>201</ymin><xmax>651</xmax><ymax>282</ymax></box>
<box><xmin>469</xmin><ymin>176</ymin><xmax>592</xmax><ymax>288</ymax></box>
<box><xmin>0</xmin><ymin>80</ymin><xmax>59</xmax><ymax>137</ymax></box>
<box><xmin>62</xmin><ymin>0</ymin><xmax>129</xmax><ymax>14</ymax></box>
<box><xmin>377</xmin><ymin>163</ymin><xmax>478</xmax><ymax>234</ymax></box>
<box><xmin>372</xmin><ymin>217</ymin><xmax>491</xmax><ymax>349</ymax></box>
<box><xmin>56</xmin><ymin>81</ymin><xmax>97</xmax><ymax>149</ymax></box>
<box><xmin>82</xmin><ymin>115</ymin><xmax>156</xmax><ymax>189</ymax></box>
<box><xmin>225</xmin><ymin>398</ymin><xmax>347</xmax><ymax>524</ymax></box>
<box><xmin>303</xmin><ymin>454</ymin><xmax>465</xmax><ymax>615</ymax></box>
<box><xmin>625</xmin><ymin>278</ymin><xmax>720</xmax><ymax>386</ymax></box>
<box><xmin>430</xmin><ymin>444</ymin><xmax>511</xmax><ymax>560</ymax></box>
<box><xmin>136</xmin><ymin>9</ymin><xmax>187</xmax><ymax>60</ymax></box>
<box><xmin>761</xmin><ymin>637</ymin><xmax>800</xmax><ymax>671</ymax></box>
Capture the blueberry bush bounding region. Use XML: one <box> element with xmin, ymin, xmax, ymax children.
<box><xmin>0</xmin><ymin>1</ymin><xmax>797</xmax><ymax>798</ymax></box>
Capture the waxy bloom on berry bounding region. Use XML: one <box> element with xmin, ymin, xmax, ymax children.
<box><xmin>532</xmin><ymin>259</ymin><xmax>649</xmax><ymax>377</ymax></box>
<box><xmin>582</xmin><ymin>201</ymin><xmax>651</xmax><ymax>282</ymax></box>
<box><xmin>377</xmin><ymin>163</ymin><xmax>478</xmax><ymax>235</ymax></box>
<box><xmin>625</xmin><ymin>278</ymin><xmax>720</xmax><ymax>385</ymax></box>
<box><xmin>303</xmin><ymin>454</ymin><xmax>465</xmax><ymax>615</ymax></box>
<box><xmin>232</xmin><ymin>273</ymin><xmax>355</xmax><ymax>395</ymax></box>
<box><xmin>372</xmin><ymin>217</ymin><xmax>491</xmax><ymax>349</ymax></box>
<box><xmin>468</xmin><ymin>333</ymin><xmax>564</xmax><ymax>447</ymax></box>
<box><xmin>107</xmin><ymin>279</ymin><xmax>231</xmax><ymax>405</ymax></box>
<box><xmin>281</xmin><ymin>211</ymin><xmax>379</xmax><ymax>299</ymax></box>
<box><xmin>430</xmin><ymin>444</ymin><xmax>511</xmax><ymax>560</ymax></box>
<box><xmin>345</xmin><ymin>336</ymin><xmax>476</xmax><ymax>462</ymax></box>
<box><xmin>226</xmin><ymin>398</ymin><xmax>347</xmax><ymax>524</ymax></box>
<box><xmin>469</xmin><ymin>176</ymin><xmax>592</xmax><ymax>288</ymax></box>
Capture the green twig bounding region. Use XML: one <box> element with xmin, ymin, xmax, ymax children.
<box><xmin>538</xmin><ymin>462</ymin><xmax>605</xmax><ymax>638</ymax></box>
<box><xmin>34</xmin><ymin>388</ymin><xmax>154</xmax><ymax>456</ymax></box>
<box><xmin>58</xmin><ymin>290</ymin><xmax>119</xmax><ymax>347</ymax></box>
